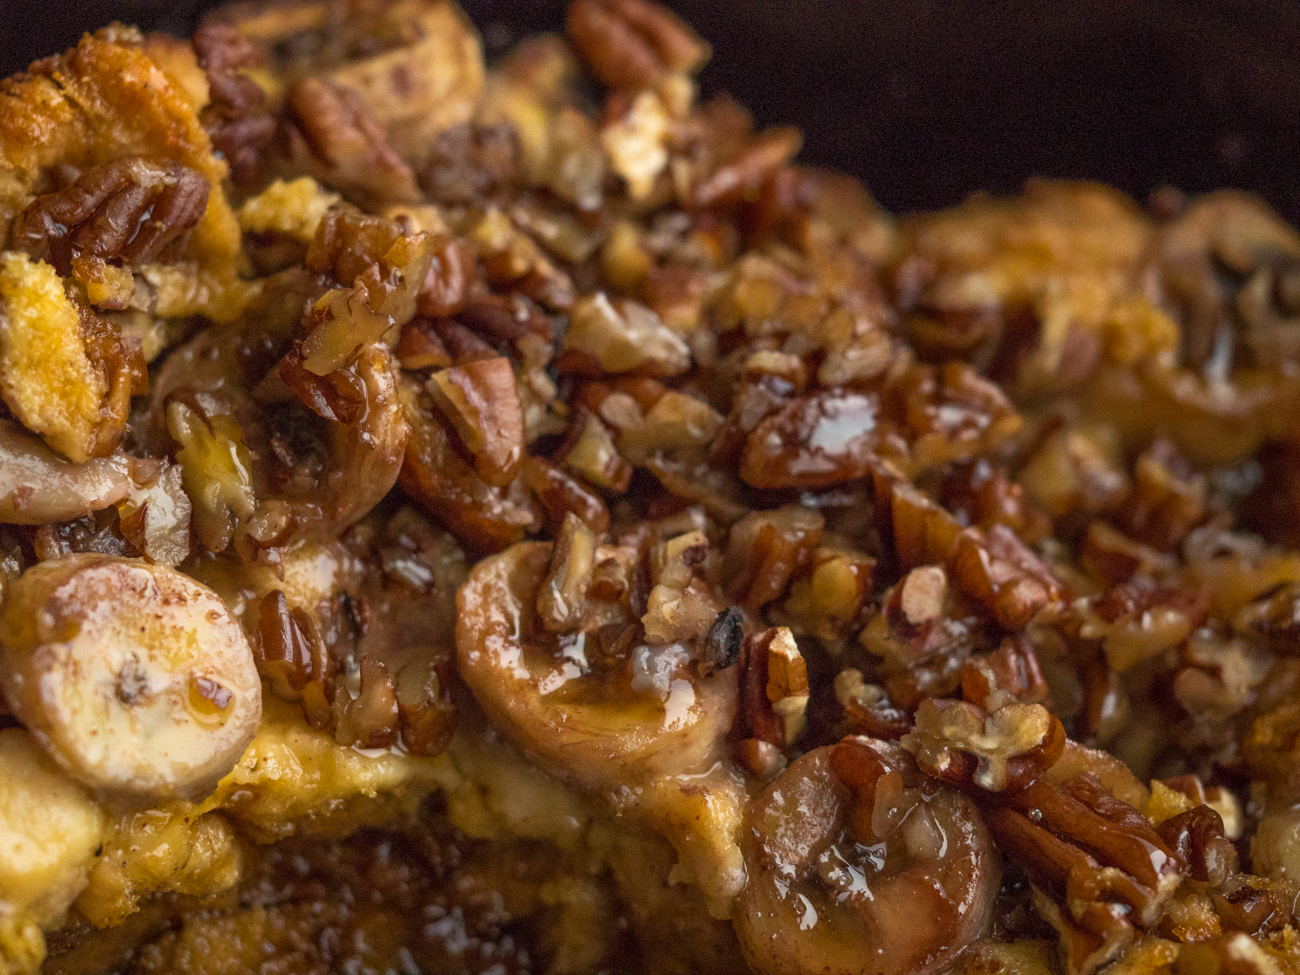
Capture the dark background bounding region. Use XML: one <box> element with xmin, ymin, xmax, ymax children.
<box><xmin>3</xmin><ymin>0</ymin><xmax>1299</xmax><ymax>223</ymax></box>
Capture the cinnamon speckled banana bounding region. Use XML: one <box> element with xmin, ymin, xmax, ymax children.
<box><xmin>0</xmin><ymin>554</ymin><xmax>261</xmax><ymax>800</ymax></box>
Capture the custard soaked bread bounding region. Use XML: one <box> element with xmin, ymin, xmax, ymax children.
<box><xmin>0</xmin><ymin>2</ymin><xmax>1299</xmax><ymax>973</ymax></box>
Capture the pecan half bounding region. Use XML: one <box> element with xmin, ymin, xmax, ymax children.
<box><xmin>192</xmin><ymin>23</ymin><xmax>275</xmax><ymax>185</ymax></box>
<box><xmin>983</xmin><ymin>774</ymin><xmax>1184</xmax><ymax>974</ymax></box>
<box><xmin>284</xmin><ymin>77</ymin><xmax>420</xmax><ymax>206</ymax></box>
<box><xmin>519</xmin><ymin>455</ymin><xmax>610</xmax><ymax>536</ymax></box>
<box><xmin>12</xmin><ymin>155</ymin><xmax>210</xmax><ymax>274</ymax></box>
<box><xmin>566</xmin><ymin>0</ymin><xmax>709</xmax><ymax>91</ymax></box>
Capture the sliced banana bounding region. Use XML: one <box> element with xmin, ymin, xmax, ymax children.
<box><xmin>0</xmin><ymin>555</ymin><xmax>262</xmax><ymax>799</ymax></box>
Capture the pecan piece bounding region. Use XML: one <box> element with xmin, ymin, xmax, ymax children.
<box><xmin>723</xmin><ymin>505</ymin><xmax>824</xmax><ymax>613</ymax></box>
<box><xmin>903</xmin><ymin>698</ymin><xmax>1065</xmax><ymax>792</ymax></box>
<box><xmin>983</xmin><ymin>775</ymin><xmax>1184</xmax><ymax>974</ymax></box>
<box><xmin>694</xmin><ymin>127</ymin><xmax>802</xmax><ymax>209</ymax></box>
<box><xmin>566</xmin><ymin>0</ymin><xmax>709</xmax><ymax>91</ymax></box>
<box><xmin>835</xmin><ymin>669</ymin><xmax>912</xmax><ymax>741</ymax></box>
<box><xmin>734</xmin><ymin>626</ymin><xmax>808</xmax><ymax>752</ymax></box>
<box><xmin>520</xmin><ymin>455</ymin><xmax>610</xmax><ymax>536</ymax></box>
<box><xmin>399</xmin><ymin>377</ymin><xmax>537</xmax><ymax>553</ymax></box>
<box><xmin>192</xmin><ymin>23</ymin><xmax>275</xmax><ymax>185</ymax></box>
<box><xmin>871</xmin><ymin>466</ymin><xmax>964</xmax><ymax>573</ymax></box>
<box><xmin>537</xmin><ymin>512</ymin><xmax>598</xmax><ymax>633</ymax></box>
<box><xmin>12</xmin><ymin>155</ymin><xmax>210</xmax><ymax>273</ymax></box>
<box><xmin>254</xmin><ymin>588</ymin><xmax>334</xmax><ymax>729</ymax></box>
<box><xmin>560</xmin><ymin>293</ymin><xmax>690</xmax><ymax>377</ymax></box>
<box><xmin>1156</xmin><ymin>805</ymin><xmax>1235</xmax><ymax>887</ymax></box>
<box><xmin>899</xmin><ymin>361</ymin><xmax>1023</xmax><ymax>473</ymax></box>
<box><xmin>740</xmin><ymin>390</ymin><xmax>882</xmax><ymax>490</ymax></box>
<box><xmin>555</xmin><ymin>406</ymin><xmax>634</xmax><ymax>494</ymax></box>
<box><xmin>426</xmin><ymin>357</ymin><xmax>525</xmax><ymax>487</ymax></box>
<box><xmin>284</xmin><ymin>77</ymin><xmax>421</xmax><ymax>206</ymax></box>
<box><xmin>961</xmin><ymin>636</ymin><xmax>1049</xmax><ymax>711</ymax></box>
<box><xmin>859</xmin><ymin>565</ymin><xmax>971</xmax><ymax>672</ymax></box>
<box><xmin>949</xmin><ymin>523</ymin><xmax>1067</xmax><ymax>630</ymax></box>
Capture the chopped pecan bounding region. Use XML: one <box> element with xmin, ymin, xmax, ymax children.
<box><xmin>284</xmin><ymin>77</ymin><xmax>420</xmax><ymax>206</ymax></box>
<box><xmin>298</xmin><ymin>227</ymin><xmax>434</xmax><ymax>376</ymax></box>
<box><xmin>556</xmin><ymin>407</ymin><xmax>634</xmax><ymax>493</ymax></box>
<box><xmin>416</xmin><ymin>235</ymin><xmax>473</xmax><ymax>318</ymax></box>
<box><xmin>114</xmin><ymin>462</ymin><xmax>192</xmax><ymax>566</ymax></box>
<box><xmin>333</xmin><ymin>655</ymin><xmax>400</xmax><ymax>749</ymax></box>
<box><xmin>1160</xmin><ymin>776</ymin><xmax>1244</xmax><ymax>840</ymax></box>
<box><xmin>859</xmin><ymin>565</ymin><xmax>968</xmax><ymax>671</ymax></box>
<box><xmin>949</xmin><ymin>524</ymin><xmax>1066</xmax><ymax>630</ymax></box>
<box><xmin>961</xmin><ymin>636</ymin><xmax>1049</xmax><ymax>711</ymax></box>
<box><xmin>421</xmin><ymin>122</ymin><xmax>519</xmax><ymax>205</ymax></box>
<box><xmin>305</xmin><ymin>204</ymin><xmax>409</xmax><ymax>287</ymax></box>
<box><xmin>519</xmin><ymin>455</ymin><xmax>610</xmax><ymax>536</ymax></box>
<box><xmin>1232</xmin><ymin>582</ymin><xmax>1300</xmax><ymax>654</ymax></box>
<box><xmin>642</xmin><ymin>528</ymin><xmax>717</xmax><ymax>646</ymax></box>
<box><xmin>1078</xmin><ymin>520</ymin><xmax>1175</xmax><ymax>584</ymax></box>
<box><xmin>940</xmin><ymin>459</ymin><xmax>1050</xmax><ymax>544</ymax></box>
<box><xmin>695</xmin><ymin>127</ymin><xmax>802</xmax><ymax>209</ymax></box>
<box><xmin>426</xmin><ymin>357</ymin><xmax>525</xmax><ymax>487</ymax></box>
<box><xmin>735</xmin><ymin>626</ymin><xmax>808</xmax><ymax>749</ymax></box>
<box><xmin>192</xmin><ymin>23</ymin><xmax>274</xmax><ymax>185</ymax></box>
<box><xmin>12</xmin><ymin>155</ymin><xmax>210</xmax><ymax>274</ymax></box>
<box><xmin>1212</xmin><ymin>877</ymin><xmax>1297</xmax><ymax>937</ymax></box>
<box><xmin>1018</xmin><ymin>426</ymin><xmax>1130</xmax><ymax>522</ymax></box>
<box><xmin>836</xmin><ymin>669</ymin><xmax>912</xmax><ymax>740</ymax></box>
<box><xmin>1072</xmin><ymin>579</ymin><xmax>1205</xmax><ymax>673</ymax></box>
<box><xmin>394</xmin><ymin>318</ymin><xmax>452</xmax><ymax>371</ymax></box>
<box><xmin>723</xmin><ymin>505</ymin><xmax>824</xmax><ymax>613</ymax></box>
<box><xmin>740</xmin><ymin>390</ymin><xmax>882</xmax><ymax>490</ymax></box>
<box><xmin>903</xmin><ymin>698</ymin><xmax>1065</xmax><ymax>792</ymax></box>
<box><xmin>560</xmin><ymin>293</ymin><xmax>690</xmax><ymax>377</ymax></box>
<box><xmin>1119</xmin><ymin>440</ymin><xmax>1207</xmax><ymax>551</ymax></box>
<box><xmin>254</xmin><ymin>588</ymin><xmax>334</xmax><ymax>729</ymax></box>
<box><xmin>780</xmin><ymin>547</ymin><xmax>874</xmax><ymax>640</ymax></box>
<box><xmin>399</xmin><ymin>377</ymin><xmax>537</xmax><ymax>553</ymax></box>
<box><xmin>566</xmin><ymin>0</ymin><xmax>709</xmax><ymax>91</ymax></box>
<box><xmin>470</xmin><ymin>207</ymin><xmax>575</xmax><ymax>311</ymax></box>
<box><xmin>537</xmin><ymin>512</ymin><xmax>598</xmax><ymax>633</ymax></box>
<box><xmin>828</xmin><ymin>735</ymin><xmax>914</xmax><ymax>843</ymax></box>
<box><xmin>899</xmin><ymin>362</ymin><xmax>1023</xmax><ymax>473</ymax></box>
<box><xmin>871</xmin><ymin>467</ymin><xmax>964</xmax><ymax>573</ymax></box>
<box><xmin>165</xmin><ymin>393</ymin><xmax>257</xmax><ymax>553</ymax></box>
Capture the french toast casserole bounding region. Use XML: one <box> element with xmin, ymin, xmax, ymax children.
<box><xmin>0</xmin><ymin>2</ymin><xmax>1298</xmax><ymax>974</ymax></box>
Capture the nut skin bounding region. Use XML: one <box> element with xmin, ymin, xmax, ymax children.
<box><xmin>0</xmin><ymin>554</ymin><xmax>262</xmax><ymax>800</ymax></box>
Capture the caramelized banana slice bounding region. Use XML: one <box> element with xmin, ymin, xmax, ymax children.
<box><xmin>735</xmin><ymin>737</ymin><xmax>999</xmax><ymax>975</ymax></box>
<box><xmin>0</xmin><ymin>555</ymin><xmax>261</xmax><ymax>799</ymax></box>
<box><xmin>457</xmin><ymin>540</ymin><xmax>748</xmax><ymax>914</ymax></box>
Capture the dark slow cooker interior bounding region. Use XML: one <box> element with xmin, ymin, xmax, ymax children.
<box><xmin>2</xmin><ymin>1</ymin><xmax>1300</xmax><ymax>221</ymax></box>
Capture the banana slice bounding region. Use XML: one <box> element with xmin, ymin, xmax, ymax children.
<box><xmin>0</xmin><ymin>555</ymin><xmax>262</xmax><ymax>799</ymax></box>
